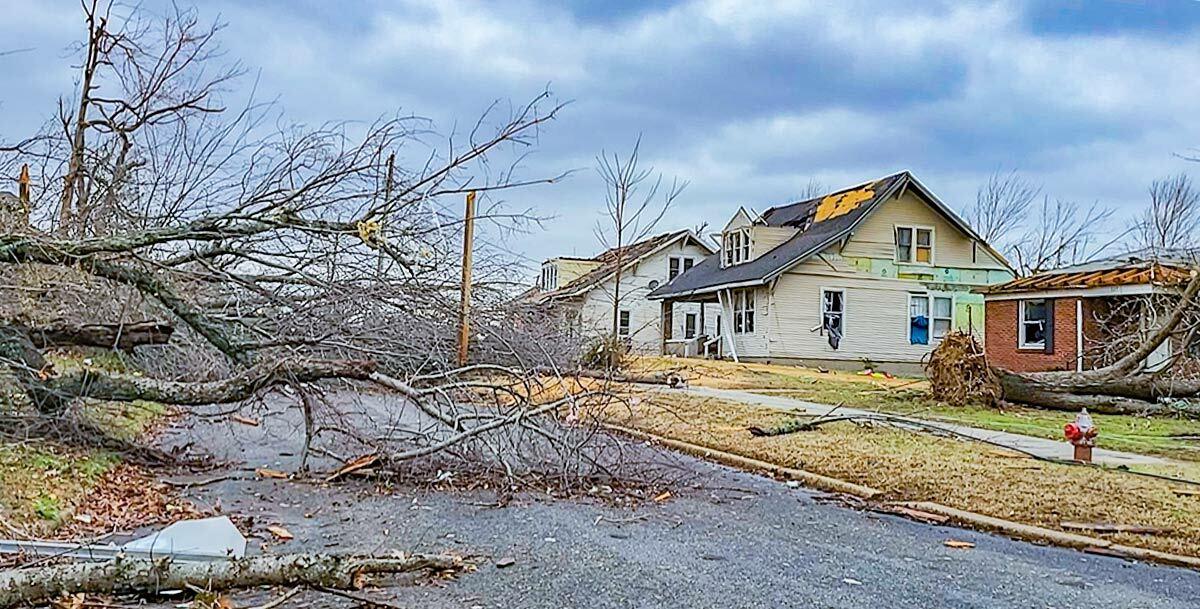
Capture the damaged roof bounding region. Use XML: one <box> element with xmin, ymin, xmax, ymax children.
<box><xmin>534</xmin><ymin>230</ymin><xmax>714</xmax><ymax>302</ymax></box>
<box><xmin>649</xmin><ymin>171</ymin><xmax>999</xmax><ymax>300</ymax></box>
<box><xmin>983</xmin><ymin>254</ymin><xmax>1197</xmax><ymax>295</ymax></box>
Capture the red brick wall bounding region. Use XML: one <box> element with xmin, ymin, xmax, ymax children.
<box><xmin>984</xmin><ymin>298</ymin><xmax>1079</xmax><ymax>372</ymax></box>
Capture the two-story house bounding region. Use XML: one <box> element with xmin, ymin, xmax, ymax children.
<box><xmin>648</xmin><ymin>172</ymin><xmax>1015</xmax><ymax>374</ymax></box>
<box><xmin>532</xmin><ymin>230</ymin><xmax>719</xmax><ymax>354</ymax></box>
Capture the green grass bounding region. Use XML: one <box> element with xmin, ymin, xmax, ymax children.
<box><xmin>0</xmin><ymin>442</ymin><xmax>118</xmax><ymax>527</ymax></box>
<box><xmin>0</xmin><ymin>350</ymin><xmax>165</xmax><ymax>531</ymax></box>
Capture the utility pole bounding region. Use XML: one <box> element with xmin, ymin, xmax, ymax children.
<box><xmin>456</xmin><ymin>191</ymin><xmax>477</xmax><ymax>367</ymax></box>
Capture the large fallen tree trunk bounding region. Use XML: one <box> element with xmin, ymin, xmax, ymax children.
<box><xmin>22</xmin><ymin>320</ymin><xmax>174</xmax><ymax>351</ymax></box>
<box><xmin>0</xmin><ymin>553</ymin><xmax>460</xmax><ymax>608</ymax></box>
<box><xmin>991</xmin><ymin>271</ymin><xmax>1200</xmax><ymax>415</ymax></box>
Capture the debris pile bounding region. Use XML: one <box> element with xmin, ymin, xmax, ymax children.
<box><xmin>924</xmin><ymin>331</ymin><xmax>1001</xmax><ymax>406</ymax></box>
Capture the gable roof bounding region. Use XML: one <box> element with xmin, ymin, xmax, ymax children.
<box><xmin>534</xmin><ymin>229</ymin><xmax>715</xmax><ymax>303</ymax></box>
<box><xmin>649</xmin><ymin>171</ymin><xmax>1012</xmax><ymax>300</ymax></box>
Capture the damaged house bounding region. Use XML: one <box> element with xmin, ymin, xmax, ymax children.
<box><xmin>981</xmin><ymin>253</ymin><xmax>1200</xmax><ymax>374</ymax></box>
<box><xmin>649</xmin><ymin>172</ymin><xmax>1015</xmax><ymax>373</ymax></box>
<box><xmin>530</xmin><ymin>230</ymin><xmax>719</xmax><ymax>354</ymax></box>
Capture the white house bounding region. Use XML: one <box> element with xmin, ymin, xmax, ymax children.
<box><xmin>531</xmin><ymin>230</ymin><xmax>719</xmax><ymax>354</ymax></box>
<box><xmin>649</xmin><ymin>172</ymin><xmax>1016</xmax><ymax>374</ymax></box>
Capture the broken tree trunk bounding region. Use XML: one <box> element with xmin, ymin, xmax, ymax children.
<box><xmin>992</xmin><ymin>271</ymin><xmax>1200</xmax><ymax>415</ymax></box>
<box><xmin>22</xmin><ymin>321</ymin><xmax>174</xmax><ymax>351</ymax></box>
<box><xmin>0</xmin><ymin>553</ymin><xmax>460</xmax><ymax>608</ymax></box>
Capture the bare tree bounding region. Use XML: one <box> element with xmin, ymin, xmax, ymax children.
<box><xmin>1008</xmin><ymin>197</ymin><xmax>1115</xmax><ymax>275</ymax></box>
<box><xmin>968</xmin><ymin>170</ymin><xmax>1040</xmax><ymax>244</ymax></box>
<box><xmin>593</xmin><ymin>137</ymin><xmax>686</xmax><ymax>365</ymax></box>
<box><xmin>0</xmin><ymin>1</ymin><xmax>645</xmax><ymax>489</ymax></box>
<box><xmin>1134</xmin><ymin>173</ymin><xmax>1200</xmax><ymax>252</ymax></box>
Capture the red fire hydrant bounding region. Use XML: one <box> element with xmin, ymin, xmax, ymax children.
<box><xmin>1064</xmin><ymin>409</ymin><xmax>1098</xmax><ymax>463</ymax></box>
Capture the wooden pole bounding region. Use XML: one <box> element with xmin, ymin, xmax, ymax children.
<box><xmin>456</xmin><ymin>191</ymin><xmax>477</xmax><ymax>367</ymax></box>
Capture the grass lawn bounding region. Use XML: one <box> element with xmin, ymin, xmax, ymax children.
<box><xmin>0</xmin><ymin>351</ymin><xmax>168</xmax><ymax>534</ymax></box>
<box><xmin>611</xmin><ymin>391</ymin><xmax>1200</xmax><ymax>558</ymax></box>
<box><xmin>633</xmin><ymin>356</ymin><xmax>1200</xmax><ymax>462</ymax></box>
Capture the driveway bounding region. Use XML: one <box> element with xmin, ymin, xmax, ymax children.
<box><xmin>158</xmin><ymin>393</ymin><xmax>1198</xmax><ymax>608</ymax></box>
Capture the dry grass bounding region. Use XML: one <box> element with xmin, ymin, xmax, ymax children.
<box><xmin>634</xmin><ymin>356</ymin><xmax>1200</xmax><ymax>461</ymax></box>
<box><xmin>610</xmin><ymin>391</ymin><xmax>1200</xmax><ymax>558</ymax></box>
<box><xmin>632</xmin><ymin>355</ymin><xmax>927</xmax><ymax>391</ymax></box>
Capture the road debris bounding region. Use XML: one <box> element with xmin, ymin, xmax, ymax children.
<box><xmin>255</xmin><ymin>468</ymin><xmax>289</xmax><ymax>480</ymax></box>
<box><xmin>266</xmin><ymin>525</ymin><xmax>295</xmax><ymax>541</ymax></box>
<box><xmin>0</xmin><ymin>516</ymin><xmax>246</xmax><ymax>562</ymax></box>
<box><xmin>1060</xmin><ymin>522</ymin><xmax>1173</xmax><ymax>535</ymax></box>
<box><xmin>943</xmin><ymin>540</ymin><xmax>976</xmax><ymax>549</ymax></box>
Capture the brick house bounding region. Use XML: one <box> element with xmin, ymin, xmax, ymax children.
<box><xmin>980</xmin><ymin>254</ymin><xmax>1198</xmax><ymax>373</ymax></box>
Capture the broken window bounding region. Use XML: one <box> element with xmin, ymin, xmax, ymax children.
<box><xmin>733</xmin><ymin>289</ymin><xmax>755</xmax><ymax>334</ymax></box>
<box><xmin>618</xmin><ymin>310</ymin><xmax>631</xmax><ymax>337</ymax></box>
<box><xmin>1020</xmin><ymin>299</ymin><xmax>1047</xmax><ymax>348</ymax></box>
<box><xmin>896</xmin><ymin>226</ymin><xmax>933</xmax><ymax>264</ymax></box>
<box><xmin>540</xmin><ymin>263</ymin><xmax>558</xmax><ymax>290</ymax></box>
<box><xmin>909</xmin><ymin>293</ymin><xmax>930</xmax><ymax>345</ymax></box>
<box><xmin>685</xmin><ymin>312</ymin><xmax>697</xmax><ymax>339</ymax></box>
<box><xmin>723</xmin><ymin>229</ymin><xmax>751</xmax><ymax>266</ymax></box>
<box><xmin>821</xmin><ymin>289</ymin><xmax>844</xmax><ymax>349</ymax></box>
<box><xmin>896</xmin><ymin>227</ymin><xmax>912</xmax><ymax>262</ymax></box>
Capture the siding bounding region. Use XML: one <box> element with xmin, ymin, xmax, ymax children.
<box><xmin>751</xmin><ymin>226</ymin><xmax>798</xmax><ymax>259</ymax></box>
<box><xmin>577</xmin><ymin>239</ymin><xmax>716</xmax><ymax>354</ymax></box>
<box><xmin>840</xmin><ymin>190</ymin><xmax>1008</xmax><ymax>270</ymax></box>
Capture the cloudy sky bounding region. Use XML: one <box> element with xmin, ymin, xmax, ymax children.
<box><xmin>3</xmin><ymin>0</ymin><xmax>1200</xmax><ymax>271</ymax></box>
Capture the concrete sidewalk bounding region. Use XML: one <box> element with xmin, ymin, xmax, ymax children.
<box><xmin>654</xmin><ymin>385</ymin><xmax>1168</xmax><ymax>467</ymax></box>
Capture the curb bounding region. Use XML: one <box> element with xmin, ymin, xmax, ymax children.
<box><xmin>605</xmin><ymin>423</ymin><xmax>1200</xmax><ymax>572</ymax></box>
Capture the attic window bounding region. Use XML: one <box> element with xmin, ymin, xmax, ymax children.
<box><xmin>896</xmin><ymin>226</ymin><xmax>933</xmax><ymax>264</ymax></box>
<box><xmin>723</xmin><ymin>228</ymin><xmax>751</xmax><ymax>266</ymax></box>
<box><xmin>669</xmin><ymin>256</ymin><xmax>695</xmax><ymax>280</ymax></box>
<box><xmin>540</xmin><ymin>263</ymin><xmax>558</xmax><ymax>290</ymax></box>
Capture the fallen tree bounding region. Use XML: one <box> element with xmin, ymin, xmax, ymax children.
<box><xmin>930</xmin><ymin>269</ymin><xmax>1200</xmax><ymax>416</ymax></box>
<box><xmin>0</xmin><ymin>553</ymin><xmax>460</xmax><ymax>608</ymax></box>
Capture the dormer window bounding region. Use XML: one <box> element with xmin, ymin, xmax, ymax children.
<box><xmin>896</xmin><ymin>226</ymin><xmax>933</xmax><ymax>264</ymax></box>
<box><xmin>723</xmin><ymin>228</ymin><xmax>751</xmax><ymax>267</ymax></box>
<box><xmin>540</xmin><ymin>263</ymin><xmax>558</xmax><ymax>290</ymax></box>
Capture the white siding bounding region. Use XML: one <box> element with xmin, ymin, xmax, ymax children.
<box><xmin>576</xmin><ymin>238</ymin><xmax>716</xmax><ymax>354</ymax></box>
<box><xmin>751</xmin><ymin>226</ymin><xmax>798</xmax><ymax>258</ymax></box>
<box><xmin>840</xmin><ymin>189</ymin><xmax>1009</xmax><ymax>270</ymax></box>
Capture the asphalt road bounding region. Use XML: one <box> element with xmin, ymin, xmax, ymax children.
<box><xmin>159</xmin><ymin>395</ymin><xmax>1200</xmax><ymax>609</ymax></box>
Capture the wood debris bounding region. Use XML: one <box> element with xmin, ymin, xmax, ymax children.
<box><xmin>943</xmin><ymin>540</ymin><xmax>975</xmax><ymax>549</ymax></box>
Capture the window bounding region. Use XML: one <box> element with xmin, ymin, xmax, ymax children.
<box><xmin>669</xmin><ymin>256</ymin><xmax>695</xmax><ymax>280</ymax></box>
<box><xmin>909</xmin><ymin>294</ymin><xmax>954</xmax><ymax>344</ymax></box>
<box><xmin>1020</xmin><ymin>299</ymin><xmax>1047</xmax><ymax>348</ymax></box>
<box><xmin>685</xmin><ymin>313</ymin><xmax>698</xmax><ymax>339</ymax></box>
<box><xmin>733</xmin><ymin>289</ymin><xmax>755</xmax><ymax>334</ymax></box>
<box><xmin>933</xmin><ymin>296</ymin><xmax>953</xmax><ymax>340</ymax></box>
<box><xmin>618</xmin><ymin>310</ymin><xmax>631</xmax><ymax>337</ymax></box>
<box><xmin>821</xmin><ymin>289</ymin><xmax>845</xmax><ymax>349</ymax></box>
<box><xmin>895</xmin><ymin>226</ymin><xmax>933</xmax><ymax>264</ymax></box>
<box><xmin>723</xmin><ymin>228</ymin><xmax>751</xmax><ymax>266</ymax></box>
<box><xmin>540</xmin><ymin>263</ymin><xmax>557</xmax><ymax>290</ymax></box>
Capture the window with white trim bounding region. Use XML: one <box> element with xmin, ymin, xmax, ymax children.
<box><xmin>908</xmin><ymin>293</ymin><xmax>954</xmax><ymax>344</ymax></box>
<box><xmin>932</xmin><ymin>296</ymin><xmax>953</xmax><ymax>340</ymax></box>
<box><xmin>723</xmin><ymin>228</ymin><xmax>751</xmax><ymax>267</ymax></box>
<box><xmin>618</xmin><ymin>310</ymin><xmax>631</xmax><ymax>337</ymax></box>
<box><xmin>1020</xmin><ymin>299</ymin><xmax>1047</xmax><ymax>348</ymax></box>
<box><xmin>895</xmin><ymin>226</ymin><xmax>933</xmax><ymax>264</ymax></box>
<box><xmin>540</xmin><ymin>263</ymin><xmax>558</xmax><ymax>290</ymax></box>
<box><xmin>821</xmin><ymin>289</ymin><xmax>845</xmax><ymax>348</ymax></box>
<box><xmin>733</xmin><ymin>289</ymin><xmax>755</xmax><ymax>334</ymax></box>
<box><xmin>684</xmin><ymin>312</ymin><xmax>697</xmax><ymax>339</ymax></box>
<box><xmin>669</xmin><ymin>256</ymin><xmax>695</xmax><ymax>280</ymax></box>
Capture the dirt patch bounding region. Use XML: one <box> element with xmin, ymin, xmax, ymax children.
<box><xmin>612</xmin><ymin>392</ymin><xmax>1200</xmax><ymax>558</ymax></box>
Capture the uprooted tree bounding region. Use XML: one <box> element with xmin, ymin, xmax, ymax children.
<box><xmin>0</xmin><ymin>1</ymin><xmax>625</xmax><ymax>488</ymax></box>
